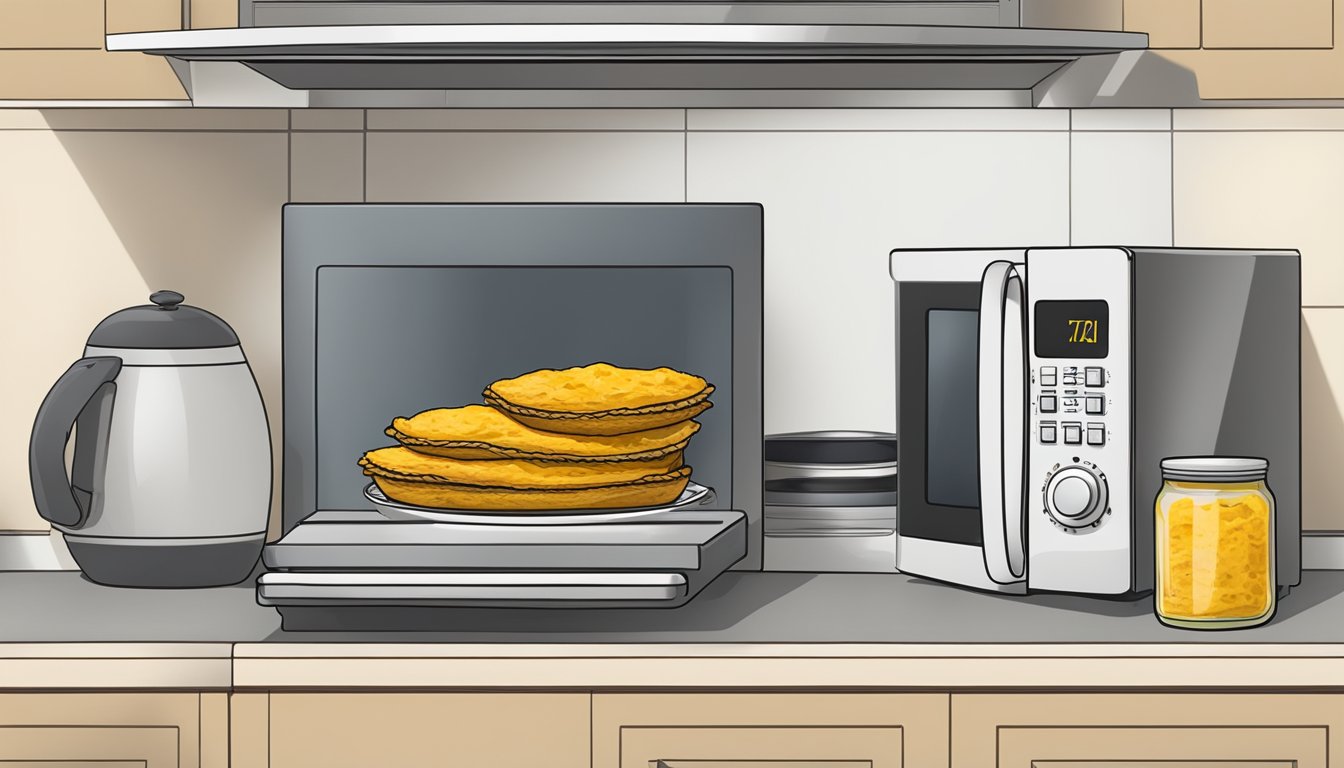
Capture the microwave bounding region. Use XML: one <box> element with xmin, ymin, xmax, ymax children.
<box><xmin>890</xmin><ymin>246</ymin><xmax>1301</xmax><ymax>597</ymax></box>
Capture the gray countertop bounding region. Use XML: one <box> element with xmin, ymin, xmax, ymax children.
<box><xmin>6</xmin><ymin>569</ymin><xmax>1344</xmax><ymax>644</ymax></box>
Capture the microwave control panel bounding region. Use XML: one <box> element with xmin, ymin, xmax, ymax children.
<box><xmin>1025</xmin><ymin>247</ymin><xmax>1133</xmax><ymax>596</ymax></box>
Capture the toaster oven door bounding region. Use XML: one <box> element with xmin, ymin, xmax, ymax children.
<box><xmin>891</xmin><ymin>250</ymin><xmax>1027</xmax><ymax>593</ymax></box>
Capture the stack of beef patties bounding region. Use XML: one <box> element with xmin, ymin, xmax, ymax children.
<box><xmin>358</xmin><ymin>362</ymin><xmax>713</xmax><ymax>511</ymax></box>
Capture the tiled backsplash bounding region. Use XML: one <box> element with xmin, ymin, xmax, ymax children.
<box><xmin>1</xmin><ymin>107</ymin><xmax>1340</xmax><ymax>534</ymax></box>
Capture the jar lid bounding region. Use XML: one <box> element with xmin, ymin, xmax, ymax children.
<box><xmin>1161</xmin><ymin>456</ymin><xmax>1268</xmax><ymax>482</ymax></box>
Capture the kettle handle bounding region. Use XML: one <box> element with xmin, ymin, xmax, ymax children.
<box><xmin>29</xmin><ymin>357</ymin><xmax>122</xmax><ymax>528</ymax></box>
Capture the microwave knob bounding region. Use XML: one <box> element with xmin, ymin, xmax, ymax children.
<box><xmin>1044</xmin><ymin>465</ymin><xmax>1109</xmax><ymax>529</ymax></box>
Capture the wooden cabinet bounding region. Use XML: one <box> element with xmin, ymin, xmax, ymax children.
<box><xmin>592</xmin><ymin>693</ymin><xmax>949</xmax><ymax>768</ymax></box>
<box><xmin>233</xmin><ymin>692</ymin><xmax>590</xmax><ymax>768</ymax></box>
<box><xmin>0</xmin><ymin>693</ymin><xmax>226</xmax><ymax>768</ymax></box>
<box><xmin>0</xmin><ymin>0</ymin><xmax>236</xmax><ymax>100</ymax></box>
<box><xmin>950</xmin><ymin>693</ymin><xmax>1344</xmax><ymax>768</ymax></box>
<box><xmin>1120</xmin><ymin>0</ymin><xmax>1344</xmax><ymax>98</ymax></box>
<box><xmin>1202</xmin><ymin>0</ymin><xmax>1334</xmax><ymax>49</ymax></box>
<box><xmin>1124</xmin><ymin>0</ymin><xmax>1202</xmax><ymax>48</ymax></box>
<box><xmin>3</xmin><ymin>688</ymin><xmax>1343</xmax><ymax>767</ymax></box>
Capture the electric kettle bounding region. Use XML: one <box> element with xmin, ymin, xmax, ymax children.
<box><xmin>29</xmin><ymin>291</ymin><xmax>271</xmax><ymax>587</ymax></box>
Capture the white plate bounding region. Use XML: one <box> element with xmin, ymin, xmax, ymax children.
<box><xmin>364</xmin><ymin>481</ymin><xmax>716</xmax><ymax>525</ymax></box>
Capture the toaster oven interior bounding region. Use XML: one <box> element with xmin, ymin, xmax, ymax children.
<box><xmin>281</xmin><ymin>203</ymin><xmax>764</xmax><ymax>568</ymax></box>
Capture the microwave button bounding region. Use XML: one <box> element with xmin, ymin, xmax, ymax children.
<box><xmin>1063</xmin><ymin>423</ymin><xmax>1083</xmax><ymax>445</ymax></box>
<box><xmin>1040</xmin><ymin>424</ymin><xmax>1058</xmax><ymax>444</ymax></box>
<box><xmin>1087</xmin><ymin>425</ymin><xmax>1106</xmax><ymax>446</ymax></box>
<box><xmin>1040</xmin><ymin>366</ymin><xmax>1058</xmax><ymax>387</ymax></box>
<box><xmin>1085</xmin><ymin>396</ymin><xmax>1105</xmax><ymax>415</ymax></box>
<box><xmin>1085</xmin><ymin>366</ymin><xmax>1105</xmax><ymax>388</ymax></box>
<box><xmin>1040</xmin><ymin>395</ymin><xmax>1058</xmax><ymax>413</ymax></box>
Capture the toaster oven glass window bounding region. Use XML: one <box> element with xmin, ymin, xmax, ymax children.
<box><xmin>1034</xmin><ymin>300</ymin><xmax>1110</xmax><ymax>358</ymax></box>
<box><xmin>926</xmin><ymin>309</ymin><xmax>979</xmax><ymax>509</ymax></box>
<box><xmin>314</xmin><ymin>265</ymin><xmax>733</xmax><ymax>511</ymax></box>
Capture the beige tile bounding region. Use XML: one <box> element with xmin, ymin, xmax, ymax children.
<box><xmin>1174</xmin><ymin>108</ymin><xmax>1344</xmax><ymax>131</ymax></box>
<box><xmin>1303</xmin><ymin>309</ymin><xmax>1344</xmax><ymax>532</ymax></box>
<box><xmin>0</xmin><ymin>108</ymin><xmax>287</xmax><ymax>131</ymax></box>
<box><xmin>1070</xmin><ymin>109</ymin><xmax>1171</xmax><ymax>131</ymax></box>
<box><xmin>1124</xmin><ymin>0</ymin><xmax>1201</xmax><ymax>48</ymax></box>
<box><xmin>367</xmin><ymin>109</ymin><xmax>684</xmax><ymax>131</ymax></box>
<box><xmin>0</xmin><ymin>0</ymin><xmax>103</xmax><ymax>49</ymax></box>
<box><xmin>687</xmin><ymin>108</ymin><xmax>1068</xmax><ymax>132</ymax></box>
<box><xmin>365</xmin><ymin>131</ymin><xmax>683</xmax><ymax>202</ymax></box>
<box><xmin>1071</xmin><ymin>131</ymin><xmax>1172</xmax><ymax>246</ymax></box>
<box><xmin>291</xmin><ymin>109</ymin><xmax>364</xmax><ymax>131</ymax></box>
<box><xmin>0</xmin><ymin>110</ymin><xmax>48</xmax><ymax>129</ymax></box>
<box><xmin>106</xmin><ymin>0</ymin><xmax>181</xmax><ymax>34</ymax></box>
<box><xmin>290</xmin><ymin>132</ymin><xmax>364</xmax><ymax>202</ymax></box>
<box><xmin>1173</xmin><ymin>130</ymin><xmax>1344</xmax><ymax>305</ymax></box>
<box><xmin>0</xmin><ymin>130</ymin><xmax>286</xmax><ymax>534</ymax></box>
<box><xmin>688</xmin><ymin>130</ymin><xmax>1067</xmax><ymax>435</ymax></box>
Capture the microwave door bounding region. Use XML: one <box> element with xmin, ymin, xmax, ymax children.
<box><xmin>893</xmin><ymin>262</ymin><xmax>1026</xmax><ymax>594</ymax></box>
<box><xmin>977</xmin><ymin>261</ymin><xmax>1027</xmax><ymax>587</ymax></box>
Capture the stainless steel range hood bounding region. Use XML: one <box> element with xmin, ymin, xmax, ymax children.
<box><xmin>106</xmin><ymin>1</ymin><xmax>1150</xmax><ymax>108</ymax></box>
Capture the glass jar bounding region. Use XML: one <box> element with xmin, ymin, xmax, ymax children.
<box><xmin>1155</xmin><ymin>457</ymin><xmax>1276</xmax><ymax>630</ymax></box>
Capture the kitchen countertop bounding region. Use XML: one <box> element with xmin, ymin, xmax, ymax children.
<box><xmin>6</xmin><ymin>570</ymin><xmax>1344</xmax><ymax>690</ymax></box>
<box><xmin>7</xmin><ymin>570</ymin><xmax>1344</xmax><ymax>644</ymax></box>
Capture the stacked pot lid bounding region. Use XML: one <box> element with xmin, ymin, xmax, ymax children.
<box><xmin>763</xmin><ymin>431</ymin><xmax>898</xmax><ymax>537</ymax></box>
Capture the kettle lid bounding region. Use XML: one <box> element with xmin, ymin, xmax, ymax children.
<box><xmin>87</xmin><ymin>291</ymin><xmax>240</xmax><ymax>349</ymax></box>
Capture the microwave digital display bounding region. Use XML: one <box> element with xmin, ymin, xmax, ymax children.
<box><xmin>1035</xmin><ymin>300</ymin><xmax>1110</xmax><ymax>359</ymax></box>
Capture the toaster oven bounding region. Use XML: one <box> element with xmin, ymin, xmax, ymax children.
<box><xmin>258</xmin><ymin>203</ymin><xmax>763</xmax><ymax>626</ymax></box>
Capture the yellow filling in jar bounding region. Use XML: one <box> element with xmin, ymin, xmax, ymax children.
<box><xmin>1159</xmin><ymin>490</ymin><xmax>1271</xmax><ymax>620</ymax></box>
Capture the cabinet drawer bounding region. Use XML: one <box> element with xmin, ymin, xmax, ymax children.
<box><xmin>624</xmin><ymin>726</ymin><xmax>902</xmax><ymax>768</ymax></box>
<box><xmin>0</xmin><ymin>693</ymin><xmax>222</xmax><ymax>768</ymax></box>
<box><xmin>1203</xmin><ymin>0</ymin><xmax>1334</xmax><ymax>49</ymax></box>
<box><xmin>594</xmin><ymin>693</ymin><xmax>949</xmax><ymax>768</ymax></box>
<box><xmin>264</xmin><ymin>692</ymin><xmax>589</xmax><ymax>767</ymax></box>
<box><xmin>952</xmin><ymin>693</ymin><xmax>1343</xmax><ymax>768</ymax></box>
<box><xmin>0</xmin><ymin>727</ymin><xmax>178</xmax><ymax>767</ymax></box>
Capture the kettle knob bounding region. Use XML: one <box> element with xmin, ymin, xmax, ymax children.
<box><xmin>150</xmin><ymin>290</ymin><xmax>185</xmax><ymax>310</ymax></box>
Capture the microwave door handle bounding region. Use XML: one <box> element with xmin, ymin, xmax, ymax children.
<box><xmin>977</xmin><ymin>260</ymin><xmax>1028</xmax><ymax>584</ymax></box>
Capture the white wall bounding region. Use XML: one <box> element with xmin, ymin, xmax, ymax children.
<box><xmin>1</xmin><ymin>106</ymin><xmax>1340</xmax><ymax>535</ymax></box>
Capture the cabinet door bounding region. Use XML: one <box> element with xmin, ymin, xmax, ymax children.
<box><xmin>1124</xmin><ymin>0</ymin><xmax>1202</xmax><ymax>48</ymax></box>
<box><xmin>593</xmin><ymin>693</ymin><xmax>949</xmax><ymax>768</ymax></box>
<box><xmin>952</xmin><ymin>693</ymin><xmax>1343</xmax><ymax>768</ymax></box>
<box><xmin>260</xmin><ymin>692</ymin><xmax>589</xmax><ymax>768</ymax></box>
<box><xmin>0</xmin><ymin>0</ymin><xmax>186</xmax><ymax>99</ymax></box>
<box><xmin>1122</xmin><ymin>0</ymin><xmax>1344</xmax><ymax>98</ymax></box>
<box><xmin>0</xmin><ymin>0</ymin><xmax>103</xmax><ymax>49</ymax></box>
<box><xmin>1203</xmin><ymin>0</ymin><xmax>1334</xmax><ymax>49</ymax></box>
<box><xmin>189</xmin><ymin>0</ymin><xmax>239</xmax><ymax>29</ymax></box>
<box><xmin>0</xmin><ymin>693</ymin><xmax>225</xmax><ymax>768</ymax></box>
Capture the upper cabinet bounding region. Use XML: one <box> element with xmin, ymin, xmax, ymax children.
<box><xmin>5</xmin><ymin>0</ymin><xmax>1340</xmax><ymax>103</ymax></box>
<box><xmin>1028</xmin><ymin>0</ymin><xmax>1344</xmax><ymax>99</ymax></box>
<box><xmin>1202</xmin><ymin>0</ymin><xmax>1334</xmax><ymax>49</ymax></box>
<box><xmin>1124</xmin><ymin>0</ymin><xmax>1342</xmax><ymax>98</ymax></box>
<box><xmin>0</xmin><ymin>0</ymin><xmax>236</xmax><ymax>101</ymax></box>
